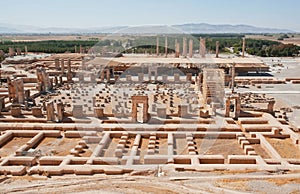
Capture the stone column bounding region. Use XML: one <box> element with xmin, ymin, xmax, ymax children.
<box><xmin>165</xmin><ymin>36</ymin><xmax>168</xmax><ymax>57</ymax></box>
<box><xmin>156</xmin><ymin>36</ymin><xmax>159</xmax><ymax>56</ymax></box>
<box><xmin>242</xmin><ymin>38</ymin><xmax>246</xmax><ymax>58</ymax></box>
<box><xmin>132</xmin><ymin>102</ymin><xmax>137</xmax><ymax>122</ymax></box>
<box><xmin>67</xmin><ymin>59</ymin><xmax>72</xmax><ymax>73</ymax></box>
<box><xmin>55</xmin><ymin>58</ymin><xmax>60</xmax><ymax>70</ymax></box>
<box><xmin>186</xmin><ymin>73</ymin><xmax>192</xmax><ymax>82</ymax></box>
<box><xmin>8</xmin><ymin>47</ymin><xmax>15</xmax><ymax>57</ymax></box>
<box><xmin>46</xmin><ymin>102</ymin><xmax>55</xmax><ymax>121</ymax></box>
<box><xmin>182</xmin><ymin>37</ymin><xmax>187</xmax><ymax>58</ymax></box>
<box><xmin>200</xmin><ymin>37</ymin><xmax>206</xmax><ymax>58</ymax></box>
<box><xmin>175</xmin><ymin>42</ymin><xmax>180</xmax><ymax>58</ymax></box>
<box><xmin>138</xmin><ymin>73</ymin><xmax>144</xmax><ymax>82</ymax></box>
<box><xmin>16</xmin><ymin>48</ymin><xmax>21</xmax><ymax>55</ymax></box>
<box><xmin>216</xmin><ymin>41</ymin><xmax>219</xmax><ymax>58</ymax></box>
<box><xmin>94</xmin><ymin>107</ymin><xmax>104</xmax><ymax>118</ymax></box>
<box><xmin>24</xmin><ymin>46</ymin><xmax>28</xmax><ymax>55</ymax></box>
<box><xmin>174</xmin><ymin>73</ymin><xmax>180</xmax><ymax>82</ymax></box>
<box><xmin>189</xmin><ymin>39</ymin><xmax>193</xmax><ymax>58</ymax></box>
<box><xmin>225</xmin><ymin>98</ymin><xmax>231</xmax><ymax>117</ymax></box>
<box><xmin>178</xmin><ymin>104</ymin><xmax>188</xmax><ymax>117</ymax></box>
<box><xmin>61</xmin><ymin>59</ymin><xmax>65</xmax><ymax>73</ymax></box>
<box><xmin>267</xmin><ymin>100</ymin><xmax>275</xmax><ymax>113</ymax></box>
<box><xmin>57</xmin><ymin>102</ymin><xmax>64</xmax><ymax>122</ymax></box>
<box><xmin>231</xmin><ymin>63</ymin><xmax>236</xmax><ymax>92</ymax></box>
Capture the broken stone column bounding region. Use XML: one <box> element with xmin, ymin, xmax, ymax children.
<box><xmin>90</xmin><ymin>73</ymin><xmax>96</xmax><ymax>82</ymax></box>
<box><xmin>242</xmin><ymin>38</ymin><xmax>246</xmax><ymax>58</ymax></box>
<box><xmin>24</xmin><ymin>46</ymin><xmax>28</xmax><ymax>55</ymax></box>
<box><xmin>174</xmin><ymin>73</ymin><xmax>180</xmax><ymax>82</ymax></box>
<box><xmin>267</xmin><ymin>100</ymin><xmax>275</xmax><ymax>114</ymax></box>
<box><xmin>67</xmin><ymin>59</ymin><xmax>72</xmax><ymax>73</ymax></box>
<box><xmin>94</xmin><ymin>107</ymin><xmax>104</xmax><ymax>118</ymax></box>
<box><xmin>0</xmin><ymin>97</ymin><xmax>5</xmax><ymax>111</ymax></box>
<box><xmin>11</xmin><ymin>105</ymin><xmax>22</xmax><ymax>117</ymax></box>
<box><xmin>73</xmin><ymin>105</ymin><xmax>84</xmax><ymax>118</ymax></box>
<box><xmin>8</xmin><ymin>47</ymin><xmax>15</xmax><ymax>57</ymax></box>
<box><xmin>186</xmin><ymin>73</ymin><xmax>192</xmax><ymax>82</ymax></box>
<box><xmin>189</xmin><ymin>39</ymin><xmax>193</xmax><ymax>58</ymax></box>
<box><xmin>216</xmin><ymin>41</ymin><xmax>219</xmax><ymax>58</ymax></box>
<box><xmin>57</xmin><ymin>102</ymin><xmax>64</xmax><ymax>122</ymax></box>
<box><xmin>138</xmin><ymin>73</ymin><xmax>144</xmax><ymax>82</ymax></box>
<box><xmin>16</xmin><ymin>48</ymin><xmax>21</xmax><ymax>55</ymax></box>
<box><xmin>46</xmin><ymin>102</ymin><xmax>55</xmax><ymax>122</ymax></box>
<box><xmin>61</xmin><ymin>59</ymin><xmax>65</xmax><ymax>73</ymax></box>
<box><xmin>178</xmin><ymin>104</ymin><xmax>188</xmax><ymax>117</ymax></box>
<box><xmin>182</xmin><ymin>37</ymin><xmax>187</xmax><ymax>58</ymax></box>
<box><xmin>225</xmin><ymin>98</ymin><xmax>231</xmax><ymax>117</ymax></box>
<box><xmin>165</xmin><ymin>36</ymin><xmax>168</xmax><ymax>57</ymax></box>
<box><xmin>55</xmin><ymin>58</ymin><xmax>60</xmax><ymax>70</ymax></box>
<box><xmin>200</xmin><ymin>37</ymin><xmax>206</xmax><ymax>58</ymax></box>
<box><xmin>157</xmin><ymin>105</ymin><xmax>167</xmax><ymax>118</ymax></box>
<box><xmin>156</xmin><ymin>36</ymin><xmax>159</xmax><ymax>56</ymax></box>
<box><xmin>126</xmin><ymin>75</ymin><xmax>132</xmax><ymax>82</ymax></box>
<box><xmin>13</xmin><ymin>79</ymin><xmax>24</xmax><ymax>104</ymax></box>
<box><xmin>32</xmin><ymin>107</ymin><xmax>43</xmax><ymax>117</ymax></box>
<box><xmin>231</xmin><ymin>63</ymin><xmax>236</xmax><ymax>92</ymax></box>
<box><xmin>175</xmin><ymin>42</ymin><xmax>180</xmax><ymax>58</ymax></box>
<box><xmin>162</xmin><ymin>75</ymin><xmax>168</xmax><ymax>83</ymax></box>
<box><xmin>78</xmin><ymin>73</ymin><xmax>84</xmax><ymax>82</ymax></box>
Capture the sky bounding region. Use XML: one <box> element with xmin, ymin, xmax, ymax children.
<box><xmin>1</xmin><ymin>0</ymin><xmax>300</xmax><ymax>31</ymax></box>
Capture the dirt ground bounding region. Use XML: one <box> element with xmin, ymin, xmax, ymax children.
<box><xmin>1</xmin><ymin>170</ymin><xmax>300</xmax><ymax>194</ymax></box>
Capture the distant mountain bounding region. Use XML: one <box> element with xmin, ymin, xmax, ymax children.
<box><xmin>0</xmin><ymin>23</ymin><xmax>295</xmax><ymax>34</ymax></box>
<box><xmin>173</xmin><ymin>23</ymin><xmax>294</xmax><ymax>34</ymax></box>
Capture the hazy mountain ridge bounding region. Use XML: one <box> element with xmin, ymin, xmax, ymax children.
<box><xmin>0</xmin><ymin>23</ymin><xmax>294</xmax><ymax>34</ymax></box>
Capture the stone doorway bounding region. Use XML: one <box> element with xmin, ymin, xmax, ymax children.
<box><xmin>132</xmin><ymin>96</ymin><xmax>149</xmax><ymax>123</ymax></box>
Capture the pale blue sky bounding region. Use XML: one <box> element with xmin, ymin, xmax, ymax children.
<box><xmin>1</xmin><ymin>0</ymin><xmax>299</xmax><ymax>31</ymax></box>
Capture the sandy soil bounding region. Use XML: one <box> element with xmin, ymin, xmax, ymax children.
<box><xmin>1</xmin><ymin>171</ymin><xmax>300</xmax><ymax>194</ymax></box>
<box><xmin>266</xmin><ymin>137</ymin><xmax>300</xmax><ymax>159</ymax></box>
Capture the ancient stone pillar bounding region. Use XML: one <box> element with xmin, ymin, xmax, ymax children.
<box><xmin>8</xmin><ymin>47</ymin><xmax>15</xmax><ymax>57</ymax></box>
<box><xmin>67</xmin><ymin>59</ymin><xmax>72</xmax><ymax>73</ymax></box>
<box><xmin>225</xmin><ymin>98</ymin><xmax>231</xmax><ymax>117</ymax></box>
<box><xmin>231</xmin><ymin>63</ymin><xmax>236</xmax><ymax>92</ymax></box>
<box><xmin>14</xmin><ymin>79</ymin><xmax>24</xmax><ymax>104</ymax></box>
<box><xmin>94</xmin><ymin>107</ymin><xmax>104</xmax><ymax>118</ymax></box>
<box><xmin>16</xmin><ymin>48</ymin><xmax>21</xmax><ymax>55</ymax></box>
<box><xmin>0</xmin><ymin>97</ymin><xmax>5</xmax><ymax>111</ymax></box>
<box><xmin>55</xmin><ymin>58</ymin><xmax>60</xmax><ymax>70</ymax></box>
<box><xmin>186</xmin><ymin>73</ymin><xmax>192</xmax><ymax>82</ymax></box>
<box><xmin>46</xmin><ymin>102</ymin><xmax>55</xmax><ymax>121</ymax></box>
<box><xmin>32</xmin><ymin>107</ymin><xmax>43</xmax><ymax>117</ymax></box>
<box><xmin>126</xmin><ymin>75</ymin><xmax>132</xmax><ymax>82</ymax></box>
<box><xmin>178</xmin><ymin>104</ymin><xmax>188</xmax><ymax>117</ymax></box>
<box><xmin>242</xmin><ymin>38</ymin><xmax>246</xmax><ymax>58</ymax></box>
<box><xmin>189</xmin><ymin>39</ymin><xmax>193</xmax><ymax>58</ymax></box>
<box><xmin>11</xmin><ymin>105</ymin><xmax>22</xmax><ymax>117</ymax></box>
<box><xmin>90</xmin><ymin>73</ymin><xmax>96</xmax><ymax>82</ymax></box>
<box><xmin>267</xmin><ymin>100</ymin><xmax>275</xmax><ymax>113</ymax></box>
<box><xmin>165</xmin><ymin>36</ymin><xmax>168</xmax><ymax>57</ymax></box>
<box><xmin>216</xmin><ymin>41</ymin><xmax>219</xmax><ymax>58</ymax></box>
<box><xmin>162</xmin><ymin>75</ymin><xmax>168</xmax><ymax>83</ymax></box>
<box><xmin>182</xmin><ymin>37</ymin><xmax>187</xmax><ymax>58</ymax></box>
<box><xmin>174</xmin><ymin>73</ymin><xmax>180</xmax><ymax>82</ymax></box>
<box><xmin>157</xmin><ymin>106</ymin><xmax>167</xmax><ymax>118</ymax></box>
<box><xmin>57</xmin><ymin>102</ymin><xmax>64</xmax><ymax>122</ymax></box>
<box><xmin>61</xmin><ymin>59</ymin><xmax>65</xmax><ymax>73</ymax></box>
<box><xmin>24</xmin><ymin>46</ymin><xmax>28</xmax><ymax>55</ymax></box>
<box><xmin>156</xmin><ymin>36</ymin><xmax>159</xmax><ymax>56</ymax></box>
<box><xmin>138</xmin><ymin>73</ymin><xmax>144</xmax><ymax>82</ymax></box>
<box><xmin>73</xmin><ymin>105</ymin><xmax>84</xmax><ymax>118</ymax></box>
<box><xmin>175</xmin><ymin>42</ymin><xmax>180</xmax><ymax>58</ymax></box>
<box><xmin>200</xmin><ymin>38</ymin><xmax>206</xmax><ymax>58</ymax></box>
